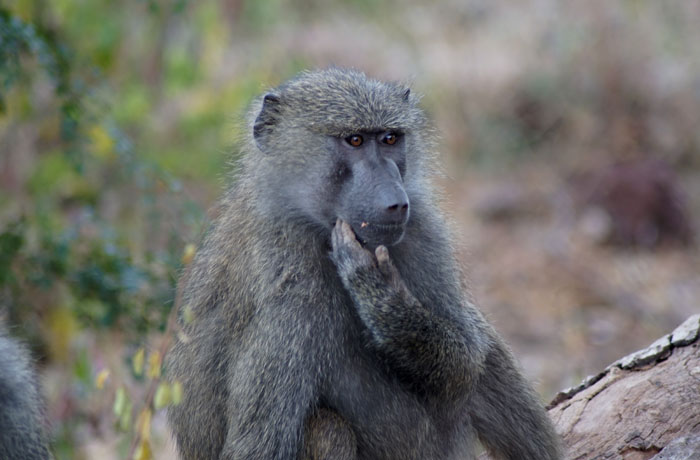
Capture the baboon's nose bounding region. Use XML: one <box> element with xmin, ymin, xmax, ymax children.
<box><xmin>379</xmin><ymin>190</ymin><xmax>410</xmax><ymax>226</ymax></box>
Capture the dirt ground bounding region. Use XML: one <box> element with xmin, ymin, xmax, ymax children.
<box><xmin>443</xmin><ymin>162</ymin><xmax>700</xmax><ymax>399</ymax></box>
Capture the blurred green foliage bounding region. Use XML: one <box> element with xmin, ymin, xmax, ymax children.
<box><xmin>0</xmin><ymin>1</ymin><xmax>242</xmax><ymax>456</ymax></box>
<box><xmin>0</xmin><ymin>0</ymin><xmax>310</xmax><ymax>340</ymax></box>
<box><xmin>0</xmin><ymin>4</ymin><xmax>184</xmax><ymax>342</ymax></box>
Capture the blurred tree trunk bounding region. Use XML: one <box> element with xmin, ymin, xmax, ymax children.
<box><xmin>547</xmin><ymin>314</ymin><xmax>700</xmax><ymax>460</ymax></box>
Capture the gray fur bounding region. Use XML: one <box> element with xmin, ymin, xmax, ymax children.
<box><xmin>303</xmin><ymin>408</ymin><xmax>356</xmax><ymax>459</ymax></box>
<box><xmin>167</xmin><ymin>68</ymin><xmax>562</xmax><ymax>459</ymax></box>
<box><xmin>0</xmin><ymin>328</ymin><xmax>52</xmax><ymax>460</ymax></box>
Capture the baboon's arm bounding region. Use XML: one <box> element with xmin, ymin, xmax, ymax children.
<box><xmin>219</xmin><ymin>305</ymin><xmax>319</xmax><ymax>460</ymax></box>
<box><xmin>331</xmin><ymin>221</ymin><xmax>488</xmax><ymax>395</ymax></box>
<box><xmin>469</xmin><ymin>338</ymin><xmax>563</xmax><ymax>460</ymax></box>
<box><xmin>331</xmin><ymin>221</ymin><xmax>561</xmax><ymax>458</ymax></box>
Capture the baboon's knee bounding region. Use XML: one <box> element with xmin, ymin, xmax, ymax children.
<box><xmin>303</xmin><ymin>408</ymin><xmax>356</xmax><ymax>460</ymax></box>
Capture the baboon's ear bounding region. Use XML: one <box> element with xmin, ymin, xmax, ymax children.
<box><xmin>253</xmin><ymin>93</ymin><xmax>281</xmax><ymax>152</ymax></box>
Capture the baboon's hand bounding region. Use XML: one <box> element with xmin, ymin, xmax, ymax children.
<box><xmin>331</xmin><ymin>219</ymin><xmax>375</xmax><ymax>280</ymax></box>
<box><xmin>331</xmin><ymin>219</ymin><xmax>406</xmax><ymax>293</ymax></box>
<box><xmin>374</xmin><ymin>244</ymin><xmax>405</xmax><ymax>292</ymax></box>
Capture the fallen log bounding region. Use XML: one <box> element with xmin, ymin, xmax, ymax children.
<box><xmin>548</xmin><ymin>314</ymin><xmax>700</xmax><ymax>460</ymax></box>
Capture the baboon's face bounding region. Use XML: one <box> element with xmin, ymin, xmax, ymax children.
<box><xmin>251</xmin><ymin>73</ymin><xmax>418</xmax><ymax>249</ymax></box>
<box><xmin>327</xmin><ymin>130</ymin><xmax>410</xmax><ymax>248</ymax></box>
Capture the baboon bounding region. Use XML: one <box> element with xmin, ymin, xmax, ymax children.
<box><xmin>0</xmin><ymin>327</ymin><xmax>52</xmax><ymax>460</ymax></box>
<box><xmin>167</xmin><ymin>68</ymin><xmax>562</xmax><ymax>459</ymax></box>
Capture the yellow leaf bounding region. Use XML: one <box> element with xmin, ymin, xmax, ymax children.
<box><xmin>147</xmin><ymin>351</ymin><xmax>162</xmax><ymax>379</ymax></box>
<box><xmin>119</xmin><ymin>400</ymin><xmax>133</xmax><ymax>432</ymax></box>
<box><xmin>182</xmin><ymin>243</ymin><xmax>196</xmax><ymax>265</ymax></box>
<box><xmin>137</xmin><ymin>408</ymin><xmax>152</xmax><ymax>441</ymax></box>
<box><xmin>95</xmin><ymin>369</ymin><xmax>110</xmax><ymax>389</ymax></box>
<box><xmin>88</xmin><ymin>124</ymin><xmax>115</xmax><ymax>160</ymax></box>
<box><xmin>133</xmin><ymin>440</ymin><xmax>152</xmax><ymax>460</ymax></box>
<box><xmin>154</xmin><ymin>382</ymin><xmax>172</xmax><ymax>410</ymax></box>
<box><xmin>182</xmin><ymin>304</ymin><xmax>195</xmax><ymax>325</ymax></box>
<box><xmin>133</xmin><ymin>348</ymin><xmax>145</xmax><ymax>376</ymax></box>
<box><xmin>171</xmin><ymin>381</ymin><xmax>184</xmax><ymax>405</ymax></box>
<box><xmin>45</xmin><ymin>306</ymin><xmax>78</xmax><ymax>363</ymax></box>
<box><xmin>113</xmin><ymin>386</ymin><xmax>127</xmax><ymax>417</ymax></box>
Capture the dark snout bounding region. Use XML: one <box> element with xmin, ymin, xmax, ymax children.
<box><xmin>348</xmin><ymin>158</ymin><xmax>411</xmax><ymax>247</ymax></box>
<box><xmin>360</xmin><ymin>156</ymin><xmax>410</xmax><ymax>227</ymax></box>
<box><xmin>376</xmin><ymin>184</ymin><xmax>410</xmax><ymax>226</ymax></box>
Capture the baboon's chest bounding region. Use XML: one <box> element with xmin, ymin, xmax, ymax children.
<box><xmin>323</xmin><ymin>349</ymin><xmax>452</xmax><ymax>460</ymax></box>
<box><xmin>313</xmin><ymin>276</ymin><xmax>470</xmax><ymax>458</ymax></box>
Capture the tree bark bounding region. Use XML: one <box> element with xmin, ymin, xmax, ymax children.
<box><xmin>547</xmin><ymin>314</ymin><xmax>700</xmax><ymax>460</ymax></box>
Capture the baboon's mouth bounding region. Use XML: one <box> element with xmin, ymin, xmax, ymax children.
<box><xmin>352</xmin><ymin>221</ymin><xmax>406</xmax><ymax>248</ymax></box>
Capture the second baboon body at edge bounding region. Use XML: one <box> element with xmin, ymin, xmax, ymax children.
<box><xmin>167</xmin><ymin>68</ymin><xmax>562</xmax><ymax>460</ymax></box>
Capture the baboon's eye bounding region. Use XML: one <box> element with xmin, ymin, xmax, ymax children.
<box><xmin>383</xmin><ymin>133</ymin><xmax>398</xmax><ymax>145</ymax></box>
<box><xmin>345</xmin><ymin>135</ymin><xmax>363</xmax><ymax>147</ymax></box>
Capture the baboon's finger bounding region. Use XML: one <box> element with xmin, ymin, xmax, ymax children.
<box><xmin>375</xmin><ymin>245</ymin><xmax>400</xmax><ymax>283</ymax></box>
<box><xmin>340</xmin><ymin>221</ymin><xmax>358</xmax><ymax>246</ymax></box>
